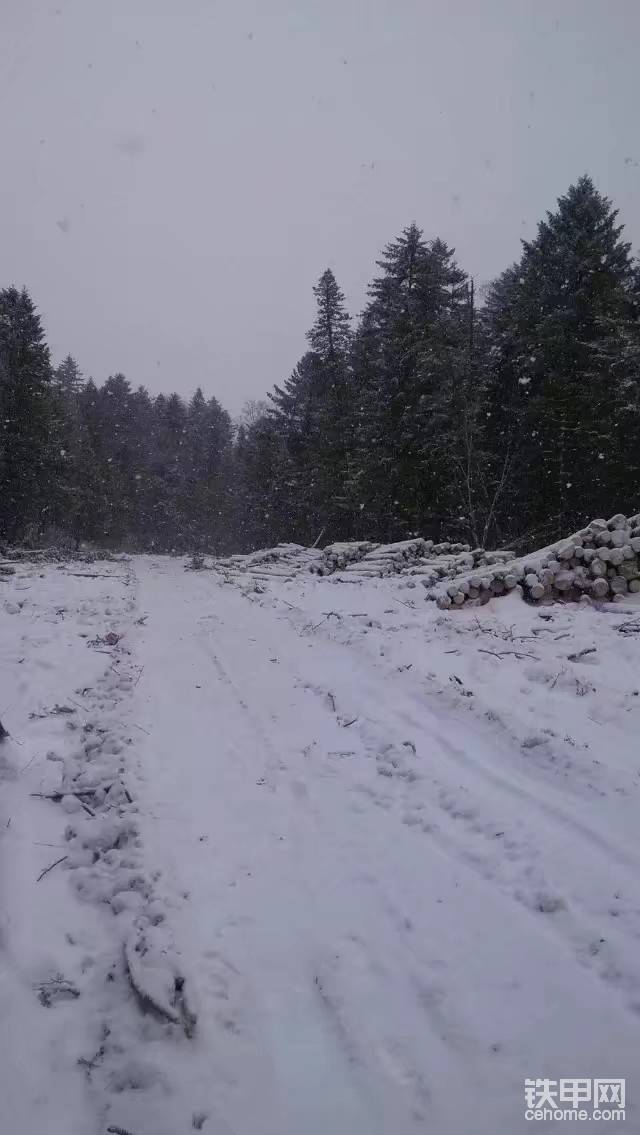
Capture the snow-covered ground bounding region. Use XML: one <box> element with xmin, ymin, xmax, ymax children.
<box><xmin>2</xmin><ymin>555</ymin><xmax>640</xmax><ymax>1134</ymax></box>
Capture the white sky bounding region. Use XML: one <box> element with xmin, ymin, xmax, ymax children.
<box><xmin>2</xmin><ymin>0</ymin><xmax>639</xmax><ymax>413</ymax></box>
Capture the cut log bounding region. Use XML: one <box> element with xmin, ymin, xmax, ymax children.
<box><xmin>555</xmin><ymin>572</ymin><xmax>573</xmax><ymax>591</ymax></box>
<box><xmin>610</xmin><ymin>575</ymin><xmax>629</xmax><ymax>594</ymax></box>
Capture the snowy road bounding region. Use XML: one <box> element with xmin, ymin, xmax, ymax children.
<box><xmin>2</xmin><ymin>555</ymin><xmax>640</xmax><ymax>1133</ymax></box>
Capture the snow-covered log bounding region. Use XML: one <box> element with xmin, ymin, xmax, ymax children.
<box><xmin>428</xmin><ymin>511</ymin><xmax>640</xmax><ymax>609</ymax></box>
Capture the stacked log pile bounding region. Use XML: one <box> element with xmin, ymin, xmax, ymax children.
<box><xmin>214</xmin><ymin>543</ymin><xmax>325</xmax><ymax>583</ymax></box>
<box><xmin>202</xmin><ymin>514</ymin><xmax>640</xmax><ymax>606</ymax></box>
<box><xmin>405</xmin><ymin>546</ymin><xmax>515</xmax><ymax>588</ymax></box>
<box><xmin>210</xmin><ymin>538</ymin><xmax>517</xmax><ymax>586</ymax></box>
<box><xmin>332</xmin><ymin>539</ymin><xmax>509</xmax><ymax>580</ymax></box>
<box><xmin>318</xmin><ymin>541</ymin><xmax>380</xmax><ymax>574</ymax></box>
<box><xmin>339</xmin><ymin>538</ymin><xmax>432</xmax><ymax>578</ymax></box>
<box><xmin>429</xmin><ymin>513</ymin><xmax>640</xmax><ymax>609</ymax></box>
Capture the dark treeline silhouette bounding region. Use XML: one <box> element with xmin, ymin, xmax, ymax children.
<box><xmin>1</xmin><ymin>176</ymin><xmax>639</xmax><ymax>554</ymax></box>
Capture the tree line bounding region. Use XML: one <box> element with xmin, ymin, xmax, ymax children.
<box><xmin>1</xmin><ymin>176</ymin><xmax>638</xmax><ymax>555</ymax></box>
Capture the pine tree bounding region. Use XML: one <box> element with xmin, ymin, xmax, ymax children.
<box><xmin>179</xmin><ymin>390</ymin><xmax>233</xmax><ymax>550</ymax></box>
<box><xmin>0</xmin><ymin>288</ymin><xmax>53</xmax><ymax>542</ymax></box>
<box><xmin>307</xmin><ymin>269</ymin><xmax>351</xmax><ymax>360</ymax></box>
<box><xmin>233</xmin><ymin>412</ymin><xmax>291</xmax><ymax>549</ymax></box>
<box><xmin>267</xmin><ymin>351</ymin><xmax>325</xmax><ymax>540</ymax></box>
<box><xmin>260</xmin><ymin>271</ymin><xmax>355</xmax><ymax>543</ymax></box>
<box><xmin>78</xmin><ymin>374</ymin><xmax>142</xmax><ymax>545</ymax></box>
<box><xmin>352</xmin><ymin>226</ymin><xmax>469</xmax><ymax>537</ymax></box>
<box><xmin>53</xmin><ymin>355</ymin><xmax>83</xmax><ymax>395</ymax></box>
<box><xmin>46</xmin><ymin>356</ymin><xmax>96</xmax><ymax>545</ymax></box>
<box><xmin>483</xmin><ymin>175</ymin><xmax>639</xmax><ymax>543</ymax></box>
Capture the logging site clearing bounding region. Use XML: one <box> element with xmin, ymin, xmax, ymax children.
<box><xmin>2</xmin><ymin>533</ymin><xmax>640</xmax><ymax>1134</ymax></box>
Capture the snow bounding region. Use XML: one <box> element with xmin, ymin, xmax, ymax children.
<box><xmin>2</xmin><ymin>556</ymin><xmax>640</xmax><ymax>1133</ymax></box>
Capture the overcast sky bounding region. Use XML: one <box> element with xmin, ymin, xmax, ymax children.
<box><xmin>1</xmin><ymin>0</ymin><xmax>639</xmax><ymax>414</ymax></box>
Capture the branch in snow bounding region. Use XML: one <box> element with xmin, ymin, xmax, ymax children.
<box><xmin>567</xmin><ymin>646</ymin><xmax>597</xmax><ymax>661</ymax></box>
<box><xmin>36</xmin><ymin>854</ymin><xmax>68</xmax><ymax>882</ymax></box>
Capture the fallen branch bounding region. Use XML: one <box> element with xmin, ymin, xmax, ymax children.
<box><xmin>37</xmin><ymin>854</ymin><xmax>68</xmax><ymax>882</ymax></box>
<box><xmin>20</xmin><ymin>752</ymin><xmax>41</xmax><ymax>773</ymax></box>
<box><xmin>303</xmin><ymin>613</ymin><xmax>340</xmax><ymax>633</ymax></box>
<box><xmin>29</xmin><ymin>704</ymin><xmax>75</xmax><ymax>720</ymax></box>
<box><xmin>567</xmin><ymin>647</ymin><xmax>597</xmax><ymax>662</ymax></box>
<box><xmin>66</xmin><ymin>571</ymin><xmax>119</xmax><ymax>579</ymax></box>
<box><xmin>479</xmin><ymin>648</ymin><xmax>539</xmax><ymax>661</ymax></box>
<box><xmin>30</xmin><ymin>789</ymin><xmax>94</xmax><ymax>800</ymax></box>
<box><xmin>617</xmin><ymin>620</ymin><xmax>640</xmax><ymax>636</ymax></box>
<box><xmin>30</xmin><ymin>789</ymin><xmax>96</xmax><ymax>815</ymax></box>
<box><xmin>130</xmin><ymin>721</ymin><xmax>150</xmax><ymax>736</ymax></box>
<box><xmin>277</xmin><ymin>598</ymin><xmax>302</xmax><ymax>611</ymax></box>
